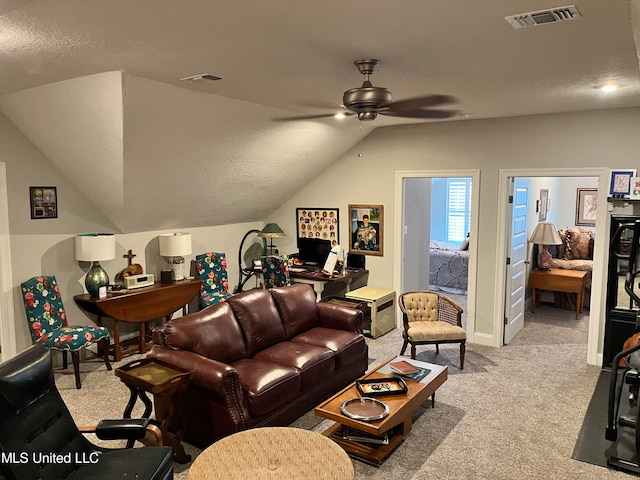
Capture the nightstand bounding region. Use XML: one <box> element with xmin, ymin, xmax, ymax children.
<box><xmin>529</xmin><ymin>268</ymin><xmax>588</xmax><ymax>320</ymax></box>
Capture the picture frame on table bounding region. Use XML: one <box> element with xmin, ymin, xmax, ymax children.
<box><xmin>29</xmin><ymin>186</ymin><xmax>58</xmax><ymax>219</ymax></box>
<box><xmin>575</xmin><ymin>188</ymin><xmax>598</xmax><ymax>226</ymax></box>
<box><xmin>629</xmin><ymin>177</ymin><xmax>640</xmax><ymax>200</ymax></box>
<box><xmin>349</xmin><ymin>204</ymin><xmax>383</xmax><ymax>256</ymax></box>
<box><xmin>296</xmin><ymin>208</ymin><xmax>339</xmax><ymax>248</ymax></box>
<box><xmin>609</xmin><ymin>170</ymin><xmax>637</xmax><ymax>197</ymax></box>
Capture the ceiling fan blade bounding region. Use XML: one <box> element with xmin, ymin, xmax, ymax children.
<box><xmin>272</xmin><ymin>112</ymin><xmax>353</xmax><ymax>122</ymax></box>
<box><xmin>380</xmin><ymin>108</ymin><xmax>460</xmax><ymax>119</ymax></box>
<box><xmin>385</xmin><ymin>94</ymin><xmax>459</xmax><ymax>113</ymax></box>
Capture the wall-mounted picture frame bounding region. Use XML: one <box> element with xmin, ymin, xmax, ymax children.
<box><xmin>296</xmin><ymin>208</ymin><xmax>339</xmax><ymax>248</ymax></box>
<box><xmin>609</xmin><ymin>169</ymin><xmax>637</xmax><ymax>197</ymax></box>
<box><xmin>349</xmin><ymin>204</ymin><xmax>383</xmax><ymax>256</ymax></box>
<box><xmin>575</xmin><ymin>188</ymin><xmax>598</xmax><ymax>226</ymax></box>
<box><xmin>29</xmin><ymin>186</ymin><xmax>58</xmax><ymax>219</ymax></box>
<box><xmin>538</xmin><ymin>189</ymin><xmax>549</xmax><ymax>221</ymax></box>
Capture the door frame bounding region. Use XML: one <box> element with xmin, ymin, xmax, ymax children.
<box><xmin>496</xmin><ymin>167</ymin><xmax>609</xmax><ymax>365</ymax></box>
<box><xmin>394</xmin><ymin>169</ymin><xmax>480</xmax><ymax>343</ymax></box>
<box><xmin>0</xmin><ymin>164</ymin><xmax>17</xmax><ymax>361</ymax></box>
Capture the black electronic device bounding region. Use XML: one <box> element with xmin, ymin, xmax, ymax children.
<box><xmin>297</xmin><ymin>238</ymin><xmax>331</xmax><ymax>266</ymax></box>
<box><xmin>347</xmin><ymin>252</ymin><xmax>366</xmax><ymax>271</ymax></box>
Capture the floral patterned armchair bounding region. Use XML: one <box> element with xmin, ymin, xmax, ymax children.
<box><xmin>261</xmin><ymin>255</ymin><xmax>291</xmax><ymax>288</ymax></box>
<box><xmin>20</xmin><ymin>275</ymin><xmax>111</xmax><ymax>389</ymax></box>
<box><xmin>195</xmin><ymin>252</ymin><xmax>233</xmax><ymax>308</ymax></box>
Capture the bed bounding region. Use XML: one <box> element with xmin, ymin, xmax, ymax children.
<box><xmin>429</xmin><ymin>241</ymin><xmax>469</xmax><ymax>295</ymax></box>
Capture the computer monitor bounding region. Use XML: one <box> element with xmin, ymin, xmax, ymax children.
<box><xmin>297</xmin><ymin>238</ymin><xmax>331</xmax><ymax>266</ymax></box>
<box><xmin>347</xmin><ymin>253</ymin><xmax>366</xmax><ymax>270</ymax></box>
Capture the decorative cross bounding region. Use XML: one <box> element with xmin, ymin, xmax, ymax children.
<box><xmin>123</xmin><ymin>249</ymin><xmax>136</xmax><ymax>266</ymax></box>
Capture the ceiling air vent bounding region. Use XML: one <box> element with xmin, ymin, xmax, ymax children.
<box><xmin>505</xmin><ymin>5</ymin><xmax>581</xmax><ymax>29</ymax></box>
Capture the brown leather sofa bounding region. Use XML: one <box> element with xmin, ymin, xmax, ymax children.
<box><xmin>148</xmin><ymin>283</ymin><xmax>368</xmax><ymax>447</ymax></box>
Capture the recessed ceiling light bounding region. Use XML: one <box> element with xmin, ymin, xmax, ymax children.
<box><xmin>600</xmin><ymin>84</ymin><xmax>619</xmax><ymax>93</ymax></box>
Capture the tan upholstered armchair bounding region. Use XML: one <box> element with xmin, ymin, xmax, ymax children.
<box><xmin>398</xmin><ymin>290</ymin><xmax>466</xmax><ymax>369</ymax></box>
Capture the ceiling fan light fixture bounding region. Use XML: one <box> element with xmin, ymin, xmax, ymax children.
<box><xmin>358</xmin><ymin>112</ymin><xmax>378</xmax><ymax>121</ymax></box>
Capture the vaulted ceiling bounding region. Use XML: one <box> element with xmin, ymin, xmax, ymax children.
<box><xmin>1</xmin><ymin>0</ymin><xmax>640</xmax><ymax>232</ymax></box>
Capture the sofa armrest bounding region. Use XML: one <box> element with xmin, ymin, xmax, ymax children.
<box><xmin>316</xmin><ymin>302</ymin><xmax>363</xmax><ymax>332</ymax></box>
<box><xmin>148</xmin><ymin>346</ymin><xmax>249</xmax><ymax>428</ymax></box>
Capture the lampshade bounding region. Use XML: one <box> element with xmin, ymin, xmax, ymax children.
<box><xmin>159</xmin><ymin>233</ymin><xmax>192</xmax><ymax>257</ymax></box>
<box><xmin>528</xmin><ymin>222</ymin><xmax>562</xmax><ymax>245</ymax></box>
<box><xmin>75</xmin><ymin>233</ymin><xmax>116</xmax><ymax>261</ymax></box>
<box><xmin>257</xmin><ymin>223</ymin><xmax>287</xmax><ymax>238</ymax></box>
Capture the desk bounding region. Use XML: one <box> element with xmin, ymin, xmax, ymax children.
<box><xmin>529</xmin><ymin>268</ymin><xmax>587</xmax><ymax>320</ymax></box>
<box><xmin>74</xmin><ymin>279</ymin><xmax>202</xmax><ymax>361</ymax></box>
<box><xmin>289</xmin><ymin>269</ymin><xmax>369</xmax><ymax>300</ymax></box>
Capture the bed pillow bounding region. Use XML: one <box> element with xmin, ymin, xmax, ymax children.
<box><xmin>459</xmin><ymin>237</ymin><xmax>470</xmax><ymax>251</ymax></box>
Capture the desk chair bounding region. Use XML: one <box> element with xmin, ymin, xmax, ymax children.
<box><xmin>0</xmin><ymin>344</ymin><xmax>173</xmax><ymax>480</ymax></box>
<box><xmin>21</xmin><ymin>275</ymin><xmax>111</xmax><ymax>389</ymax></box>
<box><xmin>261</xmin><ymin>255</ymin><xmax>291</xmax><ymax>288</ymax></box>
<box><xmin>195</xmin><ymin>252</ymin><xmax>233</xmax><ymax>308</ymax></box>
<box><xmin>398</xmin><ymin>290</ymin><xmax>466</xmax><ymax>369</ymax></box>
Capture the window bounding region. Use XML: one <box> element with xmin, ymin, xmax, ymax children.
<box><xmin>446</xmin><ymin>179</ymin><xmax>472</xmax><ymax>243</ymax></box>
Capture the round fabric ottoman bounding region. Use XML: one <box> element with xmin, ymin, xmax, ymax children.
<box><xmin>187</xmin><ymin>427</ymin><xmax>354</xmax><ymax>480</ymax></box>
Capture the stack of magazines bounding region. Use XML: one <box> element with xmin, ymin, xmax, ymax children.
<box><xmin>389</xmin><ymin>360</ymin><xmax>430</xmax><ymax>382</ymax></box>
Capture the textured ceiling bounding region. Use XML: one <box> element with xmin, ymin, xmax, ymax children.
<box><xmin>1</xmin><ymin>0</ymin><xmax>640</xmax><ymax>232</ymax></box>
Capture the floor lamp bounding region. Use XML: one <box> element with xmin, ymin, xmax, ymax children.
<box><xmin>258</xmin><ymin>223</ymin><xmax>287</xmax><ymax>255</ymax></box>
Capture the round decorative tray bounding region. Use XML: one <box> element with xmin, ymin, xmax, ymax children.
<box><xmin>340</xmin><ymin>397</ymin><xmax>389</xmax><ymax>422</ymax></box>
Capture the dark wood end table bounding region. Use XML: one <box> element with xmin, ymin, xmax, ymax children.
<box><xmin>115</xmin><ymin>358</ymin><xmax>193</xmax><ymax>463</ymax></box>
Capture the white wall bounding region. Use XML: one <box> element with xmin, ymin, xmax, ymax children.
<box><xmin>267</xmin><ymin>107</ymin><xmax>640</xmax><ymax>358</ymax></box>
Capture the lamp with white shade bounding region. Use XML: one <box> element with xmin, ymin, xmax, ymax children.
<box><xmin>75</xmin><ymin>233</ymin><xmax>116</xmax><ymax>298</ymax></box>
<box><xmin>159</xmin><ymin>233</ymin><xmax>192</xmax><ymax>281</ymax></box>
<box><xmin>528</xmin><ymin>222</ymin><xmax>562</xmax><ymax>271</ymax></box>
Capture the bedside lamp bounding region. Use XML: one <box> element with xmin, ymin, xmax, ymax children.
<box><xmin>75</xmin><ymin>233</ymin><xmax>116</xmax><ymax>297</ymax></box>
<box><xmin>159</xmin><ymin>233</ymin><xmax>192</xmax><ymax>281</ymax></box>
<box><xmin>258</xmin><ymin>223</ymin><xmax>287</xmax><ymax>255</ymax></box>
<box><xmin>529</xmin><ymin>222</ymin><xmax>562</xmax><ymax>271</ymax></box>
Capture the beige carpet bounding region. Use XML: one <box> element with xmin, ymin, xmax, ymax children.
<box><xmin>58</xmin><ymin>301</ymin><xmax>633</xmax><ymax>479</ymax></box>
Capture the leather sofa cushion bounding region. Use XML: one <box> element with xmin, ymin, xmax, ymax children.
<box><xmin>270</xmin><ymin>284</ymin><xmax>319</xmax><ymax>338</ymax></box>
<box><xmin>161</xmin><ymin>302</ymin><xmax>247</xmax><ymax>364</ymax></box>
<box><xmin>231</xmin><ymin>359</ymin><xmax>300</xmax><ymax>417</ymax></box>
<box><xmin>227</xmin><ymin>290</ymin><xmax>286</xmax><ymax>357</ymax></box>
<box><xmin>291</xmin><ymin>327</ymin><xmax>366</xmax><ymax>369</ymax></box>
<box><xmin>254</xmin><ymin>341</ymin><xmax>335</xmax><ymax>390</ymax></box>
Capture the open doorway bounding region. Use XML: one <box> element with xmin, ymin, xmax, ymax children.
<box><xmin>497</xmin><ymin>168</ymin><xmax>609</xmax><ymax>365</ymax></box>
<box><xmin>396</xmin><ymin>170</ymin><xmax>479</xmax><ymax>340</ymax></box>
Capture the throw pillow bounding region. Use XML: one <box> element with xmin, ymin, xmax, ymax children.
<box><xmin>565</xmin><ymin>228</ymin><xmax>593</xmax><ymax>260</ymax></box>
<box><xmin>459</xmin><ymin>237</ymin><xmax>470</xmax><ymax>251</ymax></box>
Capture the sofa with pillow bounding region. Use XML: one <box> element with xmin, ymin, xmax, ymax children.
<box><xmin>147</xmin><ymin>283</ymin><xmax>368</xmax><ymax>448</ymax></box>
<box><xmin>535</xmin><ymin>227</ymin><xmax>594</xmax><ymax>310</ymax></box>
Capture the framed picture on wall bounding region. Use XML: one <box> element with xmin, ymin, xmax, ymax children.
<box><xmin>538</xmin><ymin>189</ymin><xmax>549</xmax><ymax>221</ymax></box>
<box><xmin>349</xmin><ymin>204</ymin><xmax>383</xmax><ymax>256</ymax></box>
<box><xmin>575</xmin><ymin>188</ymin><xmax>597</xmax><ymax>226</ymax></box>
<box><xmin>29</xmin><ymin>186</ymin><xmax>58</xmax><ymax>219</ymax></box>
<box><xmin>296</xmin><ymin>208</ymin><xmax>339</xmax><ymax>248</ymax></box>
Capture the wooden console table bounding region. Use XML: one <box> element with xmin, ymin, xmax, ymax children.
<box><xmin>529</xmin><ymin>268</ymin><xmax>588</xmax><ymax>320</ymax></box>
<box><xmin>74</xmin><ymin>278</ymin><xmax>202</xmax><ymax>361</ymax></box>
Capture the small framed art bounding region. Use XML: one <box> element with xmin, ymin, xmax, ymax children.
<box><xmin>575</xmin><ymin>188</ymin><xmax>597</xmax><ymax>226</ymax></box>
<box><xmin>296</xmin><ymin>208</ymin><xmax>339</xmax><ymax>248</ymax></box>
<box><xmin>609</xmin><ymin>170</ymin><xmax>637</xmax><ymax>197</ymax></box>
<box><xmin>29</xmin><ymin>186</ymin><xmax>58</xmax><ymax>219</ymax></box>
<box><xmin>349</xmin><ymin>204</ymin><xmax>383</xmax><ymax>256</ymax></box>
<box><xmin>538</xmin><ymin>189</ymin><xmax>549</xmax><ymax>221</ymax></box>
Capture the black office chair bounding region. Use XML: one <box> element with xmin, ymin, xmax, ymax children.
<box><xmin>0</xmin><ymin>344</ymin><xmax>174</xmax><ymax>480</ymax></box>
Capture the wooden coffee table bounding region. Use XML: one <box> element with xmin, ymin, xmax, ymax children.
<box><xmin>314</xmin><ymin>356</ymin><xmax>447</xmax><ymax>466</ymax></box>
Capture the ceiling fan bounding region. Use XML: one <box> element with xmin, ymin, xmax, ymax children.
<box><xmin>274</xmin><ymin>59</ymin><xmax>460</xmax><ymax>122</ymax></box>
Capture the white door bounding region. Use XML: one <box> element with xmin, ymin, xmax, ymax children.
<box><xmin>504</xmin><ymin>178</ymin><xmax>529</xmax><ymax>344</ymax></box>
